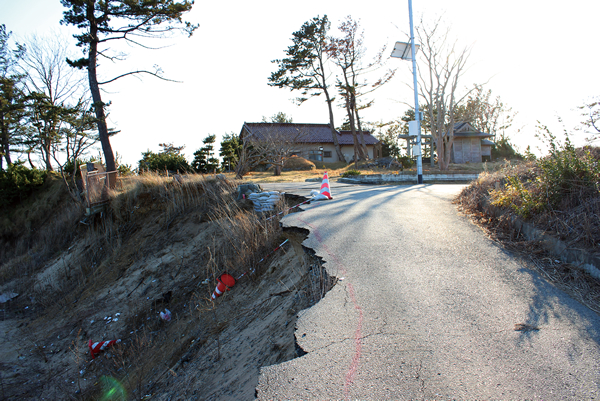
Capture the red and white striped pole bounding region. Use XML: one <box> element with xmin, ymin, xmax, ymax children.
<box><xmin>265</xmin><ymin>199</ymin><xmax>311</xmax><ymax>221</ymax></box>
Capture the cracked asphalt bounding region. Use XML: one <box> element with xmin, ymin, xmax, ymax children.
<box><xmin>256</xmin><ymin>183</ymin><xmax>600</xmax><ymax>400</ymax></box>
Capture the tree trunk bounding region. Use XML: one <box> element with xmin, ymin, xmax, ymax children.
<box><xmin>27</xmin><ymin>152</ymin><xmax>35</xmax><ymax>169</ymax></box>
<box><xmin>345</xmin><ymin>97</ymin><xmax>362</xmax><ymax>167</ymax></box>
<box><xmin>341</xmin><ymin>69</ymin><xmax>365</xmax><ymax>162</ymax></box>
<box><xmin>435</xmin><ymin>131</ymin><xmax>453</xmax><ymax>171</ymax></box>
<box><xmin>319</xmin><ymin>57</ymin><xmax>344</xmax><ymax>163</ymax></box>
<box><xmin>86</xmin><ymin>0</ymin><xmax>116</xmax><ymax>186</ymax></box>
<box><xmin>324</xmin><ymin>88</ymin><xmax>344</xmax><ymax>163</ymax></box>
<box><xmin>354</xmin><ymin>102</ymin><xmax>369</xmax><ymax>159</ymax></box>
<box><xmin>0</xmin><ymin>117</ymin><xmax>10</xmax><ymax>169</ymax></box>
<box><xmin>42</xmin><ymin>130</ymin><xmax>53</xmax><ymax>171</ymax></box>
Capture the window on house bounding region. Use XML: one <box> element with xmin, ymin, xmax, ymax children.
<box><xmin>324</xmin><ymin>151</ymin><xmax>332</xmax><ymax>158</ymax></box>
<box><xmin>308</xmin><ymin>150</ymin><xmax>323</xmax><ymax>161</ymax></box>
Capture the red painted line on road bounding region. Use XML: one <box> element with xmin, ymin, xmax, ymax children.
<box><xmin>295</xmin><ymin>216</ymin><xmax>362</xmax><ymax>400</ymax></box>
<box><xmin>296</xmin><ymin>217</ymin><xmax>346</xmax><ymax>275</ymax></box>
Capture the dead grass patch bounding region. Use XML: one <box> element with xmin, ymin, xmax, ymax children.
<box><xmin>283</xmin><ymin>156</ymin><xmax>316</xmax><ymax>171</ymax></box>
<box><xmin>0</xmin><ymin>171</ymin><xmax>335</xmax><ymax>400</ymax></box>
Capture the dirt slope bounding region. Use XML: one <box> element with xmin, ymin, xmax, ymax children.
<box><xmin>0</xmin><ymin>175</ymin><xmax>334</xmax><ymax>400</ymax></box>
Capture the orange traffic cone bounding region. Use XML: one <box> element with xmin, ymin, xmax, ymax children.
<box><xmin>211</xmin><ymin>273</ymin><xmax>236</xmax><ymax>300</ymax></box>
<box><xmin>89</xmin><ymin>339</ymin><xmax>121</xmax><ymax>359</ymax></box>
<box><xmin>320</xmin><ymin>171</ymin><xmax>332</xmax><ymax>199</ymax></box>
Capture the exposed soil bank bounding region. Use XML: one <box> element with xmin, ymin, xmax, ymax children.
<box><xmin>0</xmin><ymin>178</ymin><xmax>335</xmax><ymax>401</ymax></box>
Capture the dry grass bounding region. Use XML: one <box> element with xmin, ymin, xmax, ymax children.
<box><xmin>237</xmin><ymin>159</ymin><xmax>512</xmax><ymax>183</ymax></box>
<box><xmin>407</xmin><ymin>159</ymin><xmax>512</xmax><ymax>174</ymax></box>
<box><xmin>458</xmin><ymin>158</ymin><xmax>600</xmax><ymax>252</ymax></box>
<box><xmin>283</xmin><ymin>156</ymin><xmax>316</xmax><ymax>171</ymax></box>
<box><xmin>0</xmin><ymin>175</ymin><xmax>83</xmax><ymax>289</ymax></box>
<box><xmin>0</xmin><ymin>170</ymin><xmax>335</xmax><ymax>400</ymax></box>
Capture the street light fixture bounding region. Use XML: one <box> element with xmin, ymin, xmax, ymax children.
<box><xmin>391</xmin><ymin>0</ymin><xmax>423</xmax><ymax>184</ymax></box>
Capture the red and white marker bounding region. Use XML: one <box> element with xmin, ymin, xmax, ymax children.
<box><xmin>89</xmin><ymin>339</ymin><xmax>121</xmax><ymax>359</ymax></box>
<box><xmin>211</xmin><ymin>273</ymin><xmax>236</xmax><ymax>300</ymax></box>
<box><xmin>320</xmin><ymin>171</ymin><xmax>332</xmax><ymax>199</ymax></box>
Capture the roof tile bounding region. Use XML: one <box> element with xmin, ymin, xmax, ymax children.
<box><xmin>242</xmin><ymin>123</ymin><xmax>380</xmax><ymax>145</ymax></box>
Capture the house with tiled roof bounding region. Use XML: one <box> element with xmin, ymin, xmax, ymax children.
<box><xmin>240</xmin><ymin>122</ymin><xmax>381</xmax><ymax>163</ymax></box>
<box><xmin>448</xmin><ymin>122</ymin><xmax>494</xmax><ymax>163</ymax></box>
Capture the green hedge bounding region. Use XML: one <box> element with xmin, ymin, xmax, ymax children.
<box><xmin>341</xmin><ymin>169</ymin><xmax>361</xmax><ymax>177</ymax></box>
<box><xmin>0</xmin><ymin>163</ymin><xmax>48</xmax><ymax>208</ymax></box>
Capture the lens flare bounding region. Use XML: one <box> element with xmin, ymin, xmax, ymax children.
<box><xmin>99</xmin><ymin>376</ymin><xmax>127</xmax><ymax>401</ymax></box>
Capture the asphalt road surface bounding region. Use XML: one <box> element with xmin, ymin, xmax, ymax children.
<box><xmin>256</xmin><ymin>182</ymin><xmax>600</xmax><ymax>400</ymax></box>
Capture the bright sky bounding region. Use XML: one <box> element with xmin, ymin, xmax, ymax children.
<box><xmin>1</xmin><ymin>0</ymin><xmax>599</xmax><ymax>167</ymax></box>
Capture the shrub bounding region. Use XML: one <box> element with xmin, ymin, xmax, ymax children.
<box><xmin>138</xmin><ymin>150</ymin><xmax>191</xmax><ymax>173</ymax></box>
<box><xmin>63</xmin><ymin>158</ymin><xmax>84</xmax><ymax>175</ymax></box>
<box><xmin>282</xmin><ymin>156</ymin><xmax>315</xmax><ymax>171</ymax></box>
<box><xmin>490</xmin><ymin>126</ymin><xmax>600</xmax><ymax>218</ymax></box>
<box><xmin>341</xmin><ymin>169</ymin><xmax>361</xmax><ymax>177</ymax></box>
<box><xmin>490</xmin><ymin>174</ymin><xmax>544</xmax><ymax>219</ymax></box>
<box><xmin>0</xmin><ymin>162</ymin><xmax>48</xmax><ymax>208</ymax></box>
<box><xmin>117</xmin><ymin>163</ymin><xmax>134</xmax><ymax>176</ymax></box>
<box><xmin>492</xmin><ymin>135</ymin><xmax>523</xmax><ymax>160</ymax></box>
<box><xmin>397</xmin><ymin>156</ymin><xmax>415</xmax><ymax>168</ymax></box>
<box><xmin>535</xmin><ymin>131</ymin><xmax>599</xmax><ymax>209</ymax></box>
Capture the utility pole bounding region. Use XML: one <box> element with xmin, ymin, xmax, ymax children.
<box><xmin>391</xmin><ymin>1</ymin><xmax>424</xmax><ymax>184</ymax></box>
<box><xmin>409</xmin><ymin>0</ymin><xmax>423</xmax><ymax>184</ymax></box>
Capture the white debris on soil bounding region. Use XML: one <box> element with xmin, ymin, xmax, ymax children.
<box><xmin>248</xmin><ymin>191</ymin><xmax>284</xmax><ymax>213</ymax></box>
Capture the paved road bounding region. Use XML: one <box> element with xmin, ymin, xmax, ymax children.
<box><xmin>256</xmin><ymin>183</ymin><xmax>600</xmax><ymax>400</ymax></box>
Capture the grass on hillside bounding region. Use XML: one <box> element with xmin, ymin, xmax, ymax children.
<box><xmin>457</xmin><ymin>146</ymin><xmax>600</xmax><ymax>252</ymax></box>
<box><xmin>0</xmin><ymin>175</ymin><xmax>82</xmax><ymax>284</ymax></box>
<box><xmin>0</xmin><ymin>171</ymin><xmax>336</xmax><ymax>399</ymax></box>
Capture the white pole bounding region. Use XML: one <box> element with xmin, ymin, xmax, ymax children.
<box><xmin>408</xmin><ymin>0</ymin><xmax>423</xmax><ymax>184</ymax></box>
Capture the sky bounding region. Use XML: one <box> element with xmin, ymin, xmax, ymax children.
<box><xmin>1</xmin><ymin>0</ymin><xmax>599</xmax><ymax>167</ymax></box>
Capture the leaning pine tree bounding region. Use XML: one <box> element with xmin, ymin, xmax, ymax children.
<box><xmin>61</xmin><ymin>0</ymin><xmax>197</xmax><ymax>185</ymax></box>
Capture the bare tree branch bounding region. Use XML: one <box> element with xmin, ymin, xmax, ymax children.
<box><xmin>98</xmin><ymin>69</ymin><xmax>181</xmax><ymax>85</ymax></box>
<box><xmin>416</xmin><ymin>17</ymin><xmax>472</xmax><ymax>170</ymax></box>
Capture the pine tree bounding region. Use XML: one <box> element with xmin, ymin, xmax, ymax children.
<box><xmin>269</xmin><ymin>16</ymin><xmax>345</xmax><ymax>162</ymax></box>
<box><xmin>193</xmin><ymin>135</ymin><xmax>220</xmax><ymax>173</ymax></box>
<box><xmin>219</xmin><ymin>133</ymin><xmax>241</xmax><ymax>172</ymax></box>
<box><xmin>0</xmin><ymin>25</ymin><xmax>26</xmax><ymax>170</ymax></box>
<box><xmin>61</xmin><ymin>0</ymin><xmax>197</xmax><ymax>183</ymax></box>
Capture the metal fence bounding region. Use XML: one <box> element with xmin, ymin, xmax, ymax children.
<box><xmin>80</xmin><ymin>163</ymin><xmax>116</xmax><ymax>213</ymax></box>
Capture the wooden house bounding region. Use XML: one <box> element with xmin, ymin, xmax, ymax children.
<box><xmin>449</xmin><ymin>122</ymin><xmax>494</xmax><ymax>163</ymax></box>
<box><xmin>240</xmin><ymin>122</ymin><xmax>381</xmax><ymax>163</ymax></box>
